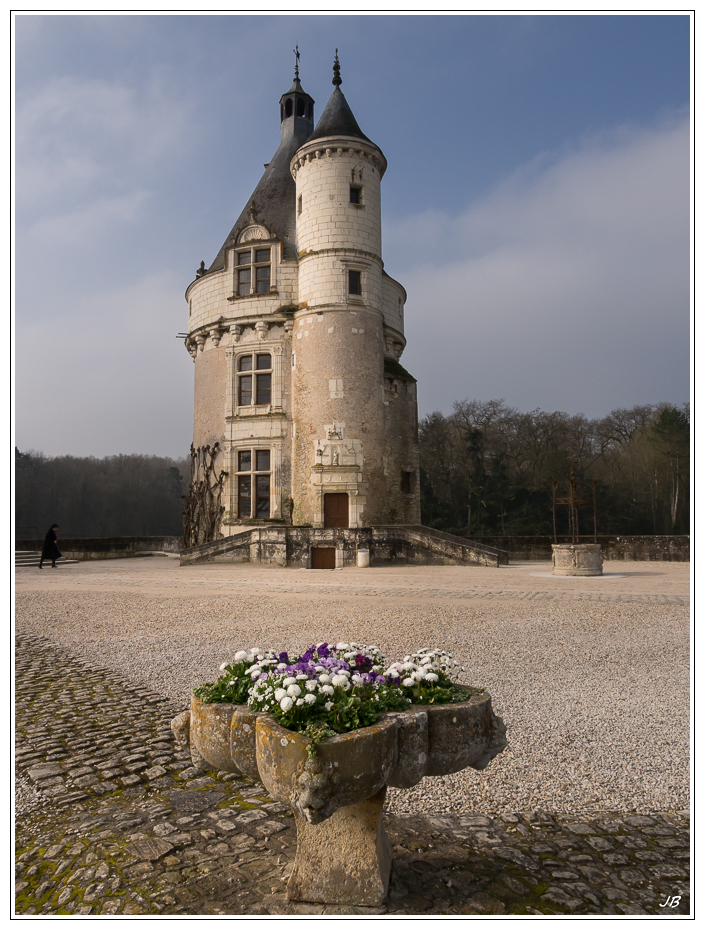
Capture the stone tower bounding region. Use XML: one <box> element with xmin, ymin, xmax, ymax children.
<box><xmin>183</xmin><ymin>56</ymin><xmax>419</xmax><ymax>548</ymax></box>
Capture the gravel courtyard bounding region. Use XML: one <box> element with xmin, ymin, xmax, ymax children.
<box><xmin>15</xmin><ymin>558</ymin><xmax>690</xmax><ymax>818</ymax></box>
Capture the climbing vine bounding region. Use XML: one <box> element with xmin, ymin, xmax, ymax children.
<box><xmin>182</xmin><ymin>443</ymin><xmax>227</xmax><ymax>548</ymax></box>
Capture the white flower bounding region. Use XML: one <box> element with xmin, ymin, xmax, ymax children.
<box><xmin>425</xmin><ymin>673</ymin><xmax>439</xmax><ymax>682</ymax></box>
<box><xmin>277</xmin><ymin>663</ymin><xmax>287</xmax><ymax>670</ymax></box>
<box><xmin>414</xmin><ymin>670</ymin><xmax>427</xmax><ymax>681</ymax></box>
<box><xmin>274</xmin><ymin>688</ymin><xmax>287</xmax><ymax>701</ymax></box>
<box><xmin>296</xmin><ymin>698</ymin><xmax>304</xmax><ymax>706</ymax></box>
<box><xmin>219</xmin><ymin>662</ymin><xmax>229</xmax><ymax>672</ymax></box>
<box><xmin>318</xmin><ymin>674</ymin><xmax>331</xmax><ymax>684</ymax></box>
<box><xmin>336</xmin><ymin>642</ymin><xmax>349</xmax><ymax>650</ymax></box>
<box><xmin>234</xmin><ymin>650</ymin><xmax>249</xmax><ymax>662</ymax></box>
<box><xmin>287</xmin><ymin>684</ymin><xmax>302</xmax><ymax>698</ymax></box>
<box><xmin>280</xmin><ymin>696</ymin><xmax>293</xmax><ymax>712</ymax></box>
<box><xmin>402</xmin><ymin>677</ymin><xmax>416</xmax><ymax>687</ymax></box>
<box><xmin>304</xmin><ymin>694</ymin><xmax>316</xmax><ymax>704</ymax></box>
<box><xmin>351</xmin><ymin>674</ymin><xmax>363</xmax><ymax>685</ymax></box>
<box><xmin>283</xmin><ymin>677</ymin><xmax>297</xmax><ymax>686</ymax></box>
<box><xmin>296</xmin><ymin>673</ymin><xmax>308</xmax><ymax>680</ymax></box>
<box><xmin>386</xmin><ymin>667</ymin><xmax>400</xmax><ymax>678</ymax></box>
<box><xmin>331</xmin><ymin>675</ymin><xmax>348</xmax><ymax>688</ymax></box>
<box><xmin>321</xmin><ymin>685</ymin><xmax>334</xmax><ymax>696</ymax></box>
<box><xmin>325</xmin><ymin>701</ymin><xmax>334</xmax><ymax>711</ymax></box>
<box><xmin>305</xmin><ymin>680</ymin><xmax>317</xmax><ymax>692</ymax></box>
<box><xmin>250</xmin><ymin>647</ymin><xmax>260</xmax><ymax>655</ymax></box>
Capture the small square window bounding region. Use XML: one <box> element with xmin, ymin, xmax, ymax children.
<box><xmin>349</xmin><ymin>186</ymin><xmax>361</xmax><ymax>204</ymax></box>
<box><xmin>348</xmin><ymin>270</ymin><xmax>362</xmax><ymax>295</ymax></box>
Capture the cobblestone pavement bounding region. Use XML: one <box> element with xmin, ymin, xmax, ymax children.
<box><xmin>15</xmin><ymin>633</ymin><xmax>690</xmax><ymax>916</ymax></box>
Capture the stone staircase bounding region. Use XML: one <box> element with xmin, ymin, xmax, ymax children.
<box><xmin>180</xmin><ymin>525</ymin><xmax>508</xmax><ymax>568</ymax></box>
<box><xmin>15</xmin><ymin>551</ymin><xmax>79</xmax><ymax>568</ymax></box>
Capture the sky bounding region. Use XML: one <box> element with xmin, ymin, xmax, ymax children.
<box><xmin>13</xmin><ymin>13</ymin><xmax>691</xmax><ymax>459</ymax></box>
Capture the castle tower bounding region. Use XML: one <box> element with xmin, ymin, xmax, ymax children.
<box><xmin>183</xmin><ymin>56</ymin><xmax>419</xmax><ymax>548</ymax></box>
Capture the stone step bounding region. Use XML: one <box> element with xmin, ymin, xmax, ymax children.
<box><xmin>15</xmin><ymin>552</ymin><xmax>79</xmax><ymax>567</ymax></box>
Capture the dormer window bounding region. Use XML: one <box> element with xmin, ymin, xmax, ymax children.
<box><xmin>236</xmin><ymin>247</ymin><xmax>271</xmax><ymax>296</ymax></box>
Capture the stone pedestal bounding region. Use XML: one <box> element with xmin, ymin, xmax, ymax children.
<box><xmin>287</xmin><ymin>787</ymin><xmax>391</xmax><ymax>905</ymax></box>
<box><xmin>179</xmin><ymin>683</ymin><xmax>507</xmax><ymax>906</ymax></box>
<box><xmin>552</xmin><ymin>543</ymin><xmax>603</xmax><ymax>576</ymax></box>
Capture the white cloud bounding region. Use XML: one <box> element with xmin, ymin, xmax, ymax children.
<box><xmin>14</xmin><ymin>273</ymin><xmax>194</xmax><ymax>458</ymax></box>
<box><xmin>15</xmin><ymin>73</ymin><xmax>193</xmax><ymax>217</ymax></box>
<box><xmin>26</xmin><ymin>190</ymin><xmax>152</xmax><ymax>246</ymax></box>
<box><xmin>390</xmin><ymin>115</ymin><xmax>690</xmax><ymax>417</ymax></box>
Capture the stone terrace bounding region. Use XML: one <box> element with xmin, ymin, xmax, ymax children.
<box><xmin>15</xmin><ymin>559</ymin><xmax>690</xmax><ymax>915</ymax></box>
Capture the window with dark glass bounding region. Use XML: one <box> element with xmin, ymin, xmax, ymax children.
<box><xmin>401</xmin><ymin>471</ymin><xmax>414</xmax><ymax>495</ymax></box>
<box><xmin>349</xmin><ymin>186</ymin><xmax>361</xmax><ymax>204</ymax></box>
<box><xmin>348</xmin><ymin>270</ymin><xmax>362</xmax><ymax>295</ymax></box>
<box><xmin>237</xmin><ymin>353</ymin><xmax>272</xmax><ymax>406</ymax></box>
<box><xmin>235</xmin><ymin>248</ymin><xmax>271</xmax><ymax>296</ymax></box>
<box><xmin>238</xmin><ymin>475</ymin><xmax>252</xmax><ymax>518</ymax></box>
<box><xmin>237</xmin><ymin>447</ymin><xmax>271</xmax><ymax>519</ymax></box>
<box><xmin>256</xmin><ymin>475</ymin><xmax>270</xmax><ymax>516</ymax></box>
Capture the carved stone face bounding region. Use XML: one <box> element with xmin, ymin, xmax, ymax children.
<box><xmin>294</xmin><ymin>761</ymin><xmax>339</xmax><ymax>823</ymax></box>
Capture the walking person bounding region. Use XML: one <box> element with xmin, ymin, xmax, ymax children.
<box><xmin>39</xmin><ymin>524</ymin><xmax>61</xmax><ymax>569</ymax></box>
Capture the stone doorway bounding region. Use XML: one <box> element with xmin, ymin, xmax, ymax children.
<box><xmin>324</xmin><ymin>493</ymin><xmax>349</xmax><ymax>528</ymax></box>
<box><xmin>311</xmin><ymin>547</ymin><xmax>336</xmax><ymax>570</ymax></box>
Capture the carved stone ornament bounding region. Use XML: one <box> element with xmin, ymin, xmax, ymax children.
<box><xmin>238</xmin><ymin>224</ymin><xmax>268</xmax><ymax>243</ymax></box>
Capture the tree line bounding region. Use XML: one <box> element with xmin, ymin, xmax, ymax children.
<box><xmin>419</xmin><ymin>401</ymin><xmax>690</xmax><ymax>538</ymax></box>
<box><xmin>15</xmin><ymin>450</ymin><xmax>190</xmax><ymax>539</ymax></box>
<box><xmin>14</xmin><ymin>399</ymin><xmax>689</xmax><ymax>541</ymax></box>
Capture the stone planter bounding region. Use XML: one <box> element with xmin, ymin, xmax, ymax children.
<box><xmin>175</xmin><ymin>692</ymin><xmax>506</xmax><ymax>906</ymax></box>
<box><xmin>552</xmin><ymin>543</ymin><xmax>603</xmax><ymax>576</ymax></box>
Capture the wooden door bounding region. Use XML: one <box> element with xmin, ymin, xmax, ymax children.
<box><xmin>311</xmin><ymin>547</ymin><xmax>336</xmax><ymax>569</ymax></box>
<box><xmin>324</xmin><ymin>493</ymin><xmax>349</xmax><ymax>528</ymax></box>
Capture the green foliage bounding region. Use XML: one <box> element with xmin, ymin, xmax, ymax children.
<box><xmin>193</xmin><ymin>661</ymin><xmax>254</xmax><ymax>705</ymax></box>
<box><xmin>14</xmin><ymin>449</ymin><xmax>189</xmax><ymax>537</ymax></box>
<box><xmin>420</xmin><ymin>400</ymin><xmax>690</xmax><ymax>537</ymax></box>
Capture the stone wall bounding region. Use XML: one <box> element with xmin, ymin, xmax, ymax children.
<box><xmin>468</xmin><ymin>535</ymin><xmax>690</xmax><ymax>562</ymax></box>
<box><xmin>16</xmin><ymin>536</ymin><xmax>183</xmax><ymax>560</ymax></box>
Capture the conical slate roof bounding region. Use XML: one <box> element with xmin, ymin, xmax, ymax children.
<box><xmin>307</xmin><ymin>86</ymin><xmax>372</xmax><ymax>144</ymax></box>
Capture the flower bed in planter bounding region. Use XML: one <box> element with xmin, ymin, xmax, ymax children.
<box><xmin>172</xmin><ymin>642</ymin><xmax>507</xmax><ymax>905</ymax></box>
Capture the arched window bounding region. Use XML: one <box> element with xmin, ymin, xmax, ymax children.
<box><xmin>296</xmin><ymin>98</ymin><xmax>305</xmax><ymax>117</ymax></box>
<box><xmin>285</xmin><ymin>98</ymin><xmax>293</xmax><ymax>118</ymax></box>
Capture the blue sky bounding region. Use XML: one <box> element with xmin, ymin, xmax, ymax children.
<box><xmin>14</xmin><ymin>13</ymin><xmax>691</xmax><ymax>458</ymax></box>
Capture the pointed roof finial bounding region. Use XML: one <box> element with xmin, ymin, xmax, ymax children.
<box><xmin>332</xmin><ymin>49</ymin><xmax>342</xmax><ymax>87</ymax></box>
<box><xmin>293</xmin><ymin>44</ymin><xmax>300</xmax><ymax>81</ymax></box>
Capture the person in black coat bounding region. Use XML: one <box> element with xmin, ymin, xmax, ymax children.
<box><xmin>39</xmin><ymin>524</ymin><xmax>61</xmax><ymax>569</ymax></box>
